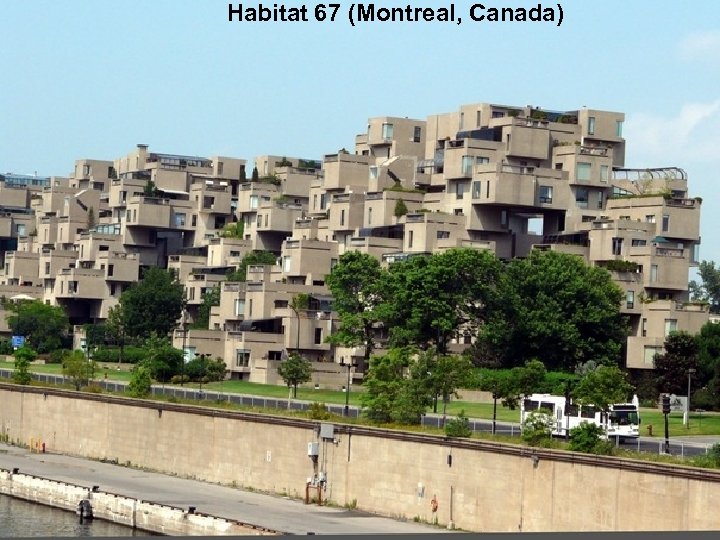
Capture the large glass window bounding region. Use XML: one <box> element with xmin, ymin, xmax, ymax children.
<box><xmin>600</xmin><ymin>165</ymin><xmax>609</xmax><ymax>183</ymax></box>
<box><xmin>588</xmin><ymin>116</ymin><xmax>595</xmax><ymax>135</ymax></box>
<box><xmin>381</xmin><ymin>123</ymin><xmax>394</xmax><ymax>140</ymax></box>
<box><xmin>616</xmin><ymin>120</ymin><xmax>623</xmax><ymax>137</ymax></box>
<box><xmin>576</xmin><ymin>162</ymin><xmax>591</xmax><ymax>182</ymax></box>
<box><xmin>664</xmin><ymin>319</ymin><xmax>678</xmax><ymax>336</ymax></box>
<box><xmin>576</xmin><ymin>188</ymin><xmax>589</xmax><ymax>208</ymax></box>
<box><xmin>539</xmin><ymin>185</ymin><xmax>553</xmax><ymax>203</ymax></box>
<box><xmin>461</xmin><ymin>156</ymin><xmax>473</xmax><ymax>176</ymax></box>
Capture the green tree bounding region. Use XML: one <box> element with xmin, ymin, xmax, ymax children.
<box><xmin>478</xmin><ymin>250</ymin><xmax>627</xmax><ymax>370</ymax></box>
<box><xmin>362</xmin><ymin>348</ymin><xmax>415</xmax><ymax>424</ymax></box>
<box><xmin>86</xmin><ymin>206</ymin><xmax>96</xmax><ymax>230</ymax></box>
<box><xmin>289</xmin><ymin>293</ymin><xmax>309</xmax><ymax>352</ymax></box>
<box><xmin>226</xmin><ymin>250</ymin><xmax>278</xmax><ymax>282</ymax></box>
<box><xmin>105</xmin><ymin>304</ymin><xmax>128</xmax><ymax>363</ymax></box>
<box><xmin>277</xmin><ymin>352</ymin><xmax>312</xmax><ymax>398</ymax></box>
<box><xmin>127</xmin><ymin>365</ymin><xmax>152</xmax><ymax>398</ymax></box>
<box><xmin>689</xmin><ymin>261</ymin><xmax>720</xmax><ymax>313</ymax></box>
<box><xmin>7</xmin><ymin>301</ymin><xmax>69</xmax><ymax>354</ymax></box>
<box><xmin>393</xmin><ymin>198</ymin><xmax>408</xmax><ymax>218</ymax></box>
<box><xmin>193</xmin><ymin>286</ymin><xmax>220</xmax><ymax>330</ymax></box>
<box><xmin>12</xmin><ymin>346</ymin><xmax>36</xmax><ymax>385</ymax></box>
<box><xmin>573</xmin><ymin>364</ymin><xmax>633</xmax><ymax>413</ymax></box>
<box><xmin>251</xmin><ymin>166</ymin><xmax>259</xmax><ymax>182</ymax></box>
<box><xmin>120</xmin><ymin>267</ymin><xmax>185</xmax><ymax>339</ymax></box>
<box><xmin>62</xmin><ymin>349</ymin><xmax>96</xmax><ymax>391</ymax></box>
<box><xmin>326</xmin><ymin>251</ymin><xmax>388</xmax><ymax>371</ymax></box>
<box><xmin>654</xmin><ymin>331</ymin><xmax>699</xmax><ymax>395</ymax></box>
<box><xmin>184</xmin><ymin>355</ymin><xmax>226</xmax><ymax>383</ymax></box>
<box><xmin>432</xmin><ymin>353</ymin><xmax>473</xmax><ymax>424</ymax></box>
<box><xmin>697</xmin><ymin>322</ymin><xmax>720</xmax><ymax>408</ymax></box>
<box><xmin>140</xmin><ymin>334</ymin><xmax>184</xmax><ymax>383</ymax></box>
<box><xmin>385</xmin><ymin>248</ymin><xmax>503</xmax><ymax>353</ymax></box>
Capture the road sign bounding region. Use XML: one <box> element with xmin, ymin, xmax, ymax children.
<box><xmin>11</xmin><ymin>336</ymin><xmax>25</xmax><ymax>349</ymax></box>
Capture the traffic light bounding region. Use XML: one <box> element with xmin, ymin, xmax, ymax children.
<box><xmin>662</xmin><ymin>395</ymin><xmax>671</xmax><ymax>415</ymax></box>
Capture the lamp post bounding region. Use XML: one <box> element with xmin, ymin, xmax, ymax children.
<box><xmin>686</xmin><ymin>368</ymin><xmax>696</xmax><ymax>428</ymax></box>
<box><xmin>340</xmin><ymin>358</ymin><xmax>352</xmax><ymax>417</ymax></box>
<box><xmin>181</xmin><ymin>309</ymin><xmax>188</xmax><ymax>387</ymax></box>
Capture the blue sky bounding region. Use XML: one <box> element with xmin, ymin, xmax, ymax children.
<box><xmin>2</xmin><ymin>1</ymin><xmax>720</xmax><ymax>261</ymax></box>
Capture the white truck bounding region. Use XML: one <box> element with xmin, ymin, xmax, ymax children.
<box><xmin>520</xmin><ymin>393</ymin><xmax>641</xmax><ymax>441</ymax></box>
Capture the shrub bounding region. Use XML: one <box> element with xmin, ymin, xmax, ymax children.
<box><xmin>127</xmin><ymin>366</ymin><xmax>152</xmax><ymax>398</ymax></box>
<box><xmin>569</xmin><ymin>422</ymin><xmax>614</xmax><ymax>455</ymax></box>
<box><xmin>92</xmin><ymin>346</ymin><xmax>147</xmax><ymax>364</ymax></box>
<box><xmin>0</xmin><ymin>339</ymin><xmax>13</xmax><ymax>355</ymax></box>
<box><xmin>521</xmin><ymin>412</ymin><xmax>553</xmax><ymax>446</ymax></box>
<box><xmin>47</xmin><ymin>349</ymin><xmax>66</xmax><ymax>364</ymax></box>
<box><xmin>445</xmin><ymin>410</ymin><xmax>472</xmax><ymax>438</ymax></box>
<box><xmin>308</xmin><ymin>402</ymin><xmax>332</xmax><ymax>420</ymax></box>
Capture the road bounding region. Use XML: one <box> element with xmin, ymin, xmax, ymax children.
<box><xmin>4</xmin><ymin>369</ymin><xmax>719</xmax><ymax>457</ymax></box>
<box><xmin>0</xmin><ymin>443</ymin><xmax>450</xmax><ymax>535</ymax></box>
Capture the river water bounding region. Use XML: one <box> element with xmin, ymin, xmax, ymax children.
<box><xmin>0</xmin><ymin>493</ymin><xmax>152</xmax><ymax>537</ymax></box>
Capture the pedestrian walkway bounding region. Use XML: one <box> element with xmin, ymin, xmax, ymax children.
<box><xmin>0</xmin><ymin>443</ymin><xmax>449</xmax><ymax>535</ymax></box>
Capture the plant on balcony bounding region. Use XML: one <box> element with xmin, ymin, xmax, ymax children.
<box><xmin>143</xmin><ymin>180</ymin><xmax>159</xmax><ymax>198</ymax></box>
<box><xmin>251</xmin><ymin>166</ymin><xmax>259</xmax><ymax>182</ymax></box>
<box><xmin>393</xmin><ymin>198</ymin><xmax>408</xmax><ymax>218</ymax></box>
<box><xmin>604</xmin><ymin>260</ymin><xmax>639</xmax><ymax>273</ymax></box>
<box><xmin>275</xmin><ymin>157</ymin><xmax>292</xmax><ymax>168</ymax></box>
<box><xmin>226</xmin><ymin>250</ymin><xmax>278</xmax><ymax>282</ymax></box>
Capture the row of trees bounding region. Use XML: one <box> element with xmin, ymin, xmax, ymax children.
<box><xmin>327</xmin><ymin>248</ymin><xmax>628</xmax><ymax>372</ymax></box>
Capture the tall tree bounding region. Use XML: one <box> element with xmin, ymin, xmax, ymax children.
<box><xmin>277</xmin><ymin>352</ymin><xmax>312</xmax><ymax>398</ymax></box>
<box><xmin>119</xmin><ymin>267</ymin><xmax>184</xmax><ymax>339</ymax></box>
<box><xmin>62</xmin><ymin>349</ymin><xmax>96</xmax><ymax>391</ymax></box>
<box><xmin>140</xmin><ymin>334</ymin><xmax>184</xmax><ymax>383</ymax></box>
<box><xmin>477</xmin><ymin>250</ymin><xmax>627</xmax><ymax>370</ymax></box>
<box><xmin>361</xmin><ymin>348</ymin><xmax>418</xmax><ymax>424</ymax></box>
<box><xmin>385</xmin><ymin>248</ymin><xmax>503</xmax><ymax>353</ymax></box>
<box><xmin>105</xmin><ymin>304</ymin><xmax>128</xmax><ymax>363</ymax></box>
<box><xmin>289</xmin><ymin>293</ymin><xmax>309</xmax><ymax>352</ymax></box>
<box><xmin>7</xmin><ymin>301</ymin><xmax>68</xmax><ymax>354</ymax></box>
<box><xmin>193</xmin><ymin>286</ymin><xmax>220</xmax><ymax>330</ymax></box>
<box><xmin>326</xmin><ymin>251</ymin><xmax>387</xmax><ymax>371</ymax></box>
<box><xmin>573</xmin><ymin>364</ymin><xmax>633</xmax><ymax>413</ymax></box>
<box><xmin>654</xmin><ymin>331</ymin><xmax>699</xmax><ymax>395</ymax></box>
<box><xmin>689</xmin><ymin>261</ymin><xmax>720</xmax><ymax>313</ymax></box>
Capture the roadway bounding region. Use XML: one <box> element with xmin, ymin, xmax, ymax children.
<box><xmin>0</xmin><ymin>443</ymin><xmax>450</xmax><ymax>535</ymax></box>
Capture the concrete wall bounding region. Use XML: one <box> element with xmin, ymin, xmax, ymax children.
<box><xmin>1</xmin><ymin>384</ymin><xmax>720</xmax><ymax>532</ymax></box>
<box><xmin>0</xmin><ymin>469</ymin><xmax>276</xmax><ymax>536</ymax></box>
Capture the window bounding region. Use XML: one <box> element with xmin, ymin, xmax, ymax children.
<box><xmin>631</xmin><ymin>239</ymin><xmax>647</xmax><ymax>247</ymax></box>
<box><xmin>314</xmin><ymin>328</ymin><xmax>323</xmax><ymax>345</ymax></box>
<box><xmin>234</xmin><ymin>298</ymin><xmax>244</xmax><ymax>316</ymax></box>
<box><xmin>108</xmin><ymin>264</ymin><xmax>114</xmax><ymax>277</ymax></box>
<box><xmin>576</xmin><ymin>188</ymin><xmax>589</xmax><ymax>208</ymax></box>
<box><xmin>642</xmin><ymin>318</ymin><xmax>647</xmax><ymax>337</ymax></box>
<box><xmin>644</xmin><ymin>346</ymin><xmax>662</xmax><ymax>366</ymax></box>
<box><xmin>664</xmin><ymin>319</ymin><xmax>678</xmax><ymax>336</ymax></box>
<box><xmin>283</xmin><ymin>256</ymin><xmax>292</xmax><ymax>272</ymax></box>
<box><xmin>413</xmin><ymin>126</ymin><xmax>422</xmax><ymax>143</ymax></box>
<box><xmin>456</xmin><ymin>182</ymin><xmax>465</xmax><ymax>199</ymax></box>
<box><xmin>264</xmin><ymin>214</ymin><xmax>268</xmax><ymax>227</ymax></box>
<box><xmin>381</xmin><ymin>123</ymin><xmax>394</xmax><ymax>140</ymax></box>
<box><xmin>588</xmin><ymin>116</ymin><xmax>595</xmax><ymax>136</ymax></box>
<box><xmin>662</xmin><ymin>214</ymin><xmax>670</xmax><ymax>232</ymax></box>
<box><xmin>368</xmin><ymin>207</ymin><xmax>372</xmax><ymax>225</ymax></box>
<box><xmin>187</xmin><ymin>287</ymin><xmax>195</xmax><ymax>300</ymax></box>
<box><xmin>99</xmin><ymin>245</ymin><xmax>109</xmax><ymax>251</ymax></box>
<box><xmin>15</xmin><ymin>224</ymin><xmax>25</xmax><ymax>236</ymax></box>
<box><xmin>472</xmin><ymin>181</ymin><xmax>481</xmax><ymax>198</ymax></box>
<box><xmin>539</xmin><ymin>185</ymin><xmax>553</xmax><ymax>204</ymax></box>
<box><xmin>256</xmin><ymin>214</ymin><xmax>262</xmax><ymax>226</ymax></box>
<box><xmin>461</xmin><ymin>156</ymin><xmax>473</xmax><ymax>176</ymax></box>
<box><xmin>320</xmin><ymin>193</ymin><xmax>327</xmax><ymax>210</ymax></box>
<box><xmin>250</xmin><ymin>195</ymin><xmax>259</xmax><ymax>209</ymax></box>
<box><xmin>597</xmin><ymin>191</ymin><xmax>604</xmax><ymax>209</ymax></box>
<box><xmin>612</xmin><ymin>237</ymin><xmax>623</xmax><ymax>255</ymax></box>
<box><xmin>340</xmin><ymin>209</ymin><xmax>345</xmax><ymax>226</ymax></box>
<box><xmin>645</xmin><ymin>214</ymin><xmax>656</xmax><ymax>224</ymax></box>
<box><xmin>650</xmin><ymin>264</ymin><xmax>658</xmax><ymax>282</ymax></box>
<box><xmin>437</xmin><ymin>230</ymin><xmax>450</xmax><ymax>239</ymax></box>
<box><xmin>191</xmin><ymin>214</ymin><xmax>197</xmax><ymax>227</ymax></box>
<box><xmin>110</xmin><ymin>283</ymin><xmax>117</xmax><ymax>296</ymax></box>
<box><xmin>408</xmin><ymin>230</ymin><xmax>414</xmax><ymax>248</ymax></box>
<box><xmin>236</xmin><ymin>349</ymin><xmax>250</xmax><ymax>368</ymax></box>
<box><xmin>45</xmin><ymin>262</ymin><xmax>50</xmax><ymax>275</ymax></box>
<box><xmin>312</xmin><ymin>194</ymin><xmax>317</xmax><ymax>210</ymax></box>
<box><xmin>626</xmin><ymin>290</ymin><xmax>635</xmax><ymax>310</ymax></box>
<box><xmin>369</xmin><ymin>166</ymin><xmax>378</xmax><ymax>180</ymax></box>
<box><xmin>576</xmin><ymin>162</ymin><xmax>591</xmax><ymax>182</ymax></box>
<box><xmin>600</xmin><ymin>165</ymin><xmax>609</xmax><ymax>183</ymax></box>
<box><xmin>616</xmin><ymin>120</ymin><xmax>623</xmax><ymax>137</ymax></box>
<box><xmin>174</xmin><ymin>213</ymin><xmax>186</xmax><ymax>227</ymax></box>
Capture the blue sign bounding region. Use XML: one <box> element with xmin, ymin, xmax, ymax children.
<box><xmin>11</xmin><ymin>336</ymin><xmax>25</xmax><ymax>349</ymax></box>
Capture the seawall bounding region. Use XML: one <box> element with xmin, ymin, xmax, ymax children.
<box><xmin>2</xmin><ymin>383</ymin><xmax>720</xmax><ymax>532</ymax></box>
<box><xmin>0</xmin><ymin>467</ymin><xmax>278</xmax><ymax>536</ymax></box>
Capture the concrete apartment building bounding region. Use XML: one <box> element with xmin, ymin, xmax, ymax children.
<box><xmin>0</xmin><ymin>101</ymin><xmax>707</xmax><ymax>386</ymax></box>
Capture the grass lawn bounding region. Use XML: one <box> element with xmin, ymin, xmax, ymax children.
<box><xmin>3</xmin><ymin>360</ymin><xmax>720</xmax><ymax>437</ymax></box>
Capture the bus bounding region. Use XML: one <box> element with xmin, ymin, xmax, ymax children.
<box><xmin>520</xmin><ymin>393</ymin><xmax>641</xmax><ymax>441</ymax></box>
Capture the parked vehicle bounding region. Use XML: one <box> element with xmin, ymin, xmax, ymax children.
<box><xmin>520</xmin><ymin>393</ymin><xmax>640</xmax><ymax>441</ymax></box>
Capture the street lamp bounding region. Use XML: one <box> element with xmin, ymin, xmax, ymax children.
<box><xmin>181</xmin><ymin>309</ymin><xmax>188</xmax><ymax>387</ymax></box>
<box><xmin>340</xmin><ymin>357</ymin><xmax>354</xmax><ymax>417</ymax></box>
<box><xmin>686</xmin><ymin>368</ymin><xmax>696</xmax><ymax>428</ymax></box>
